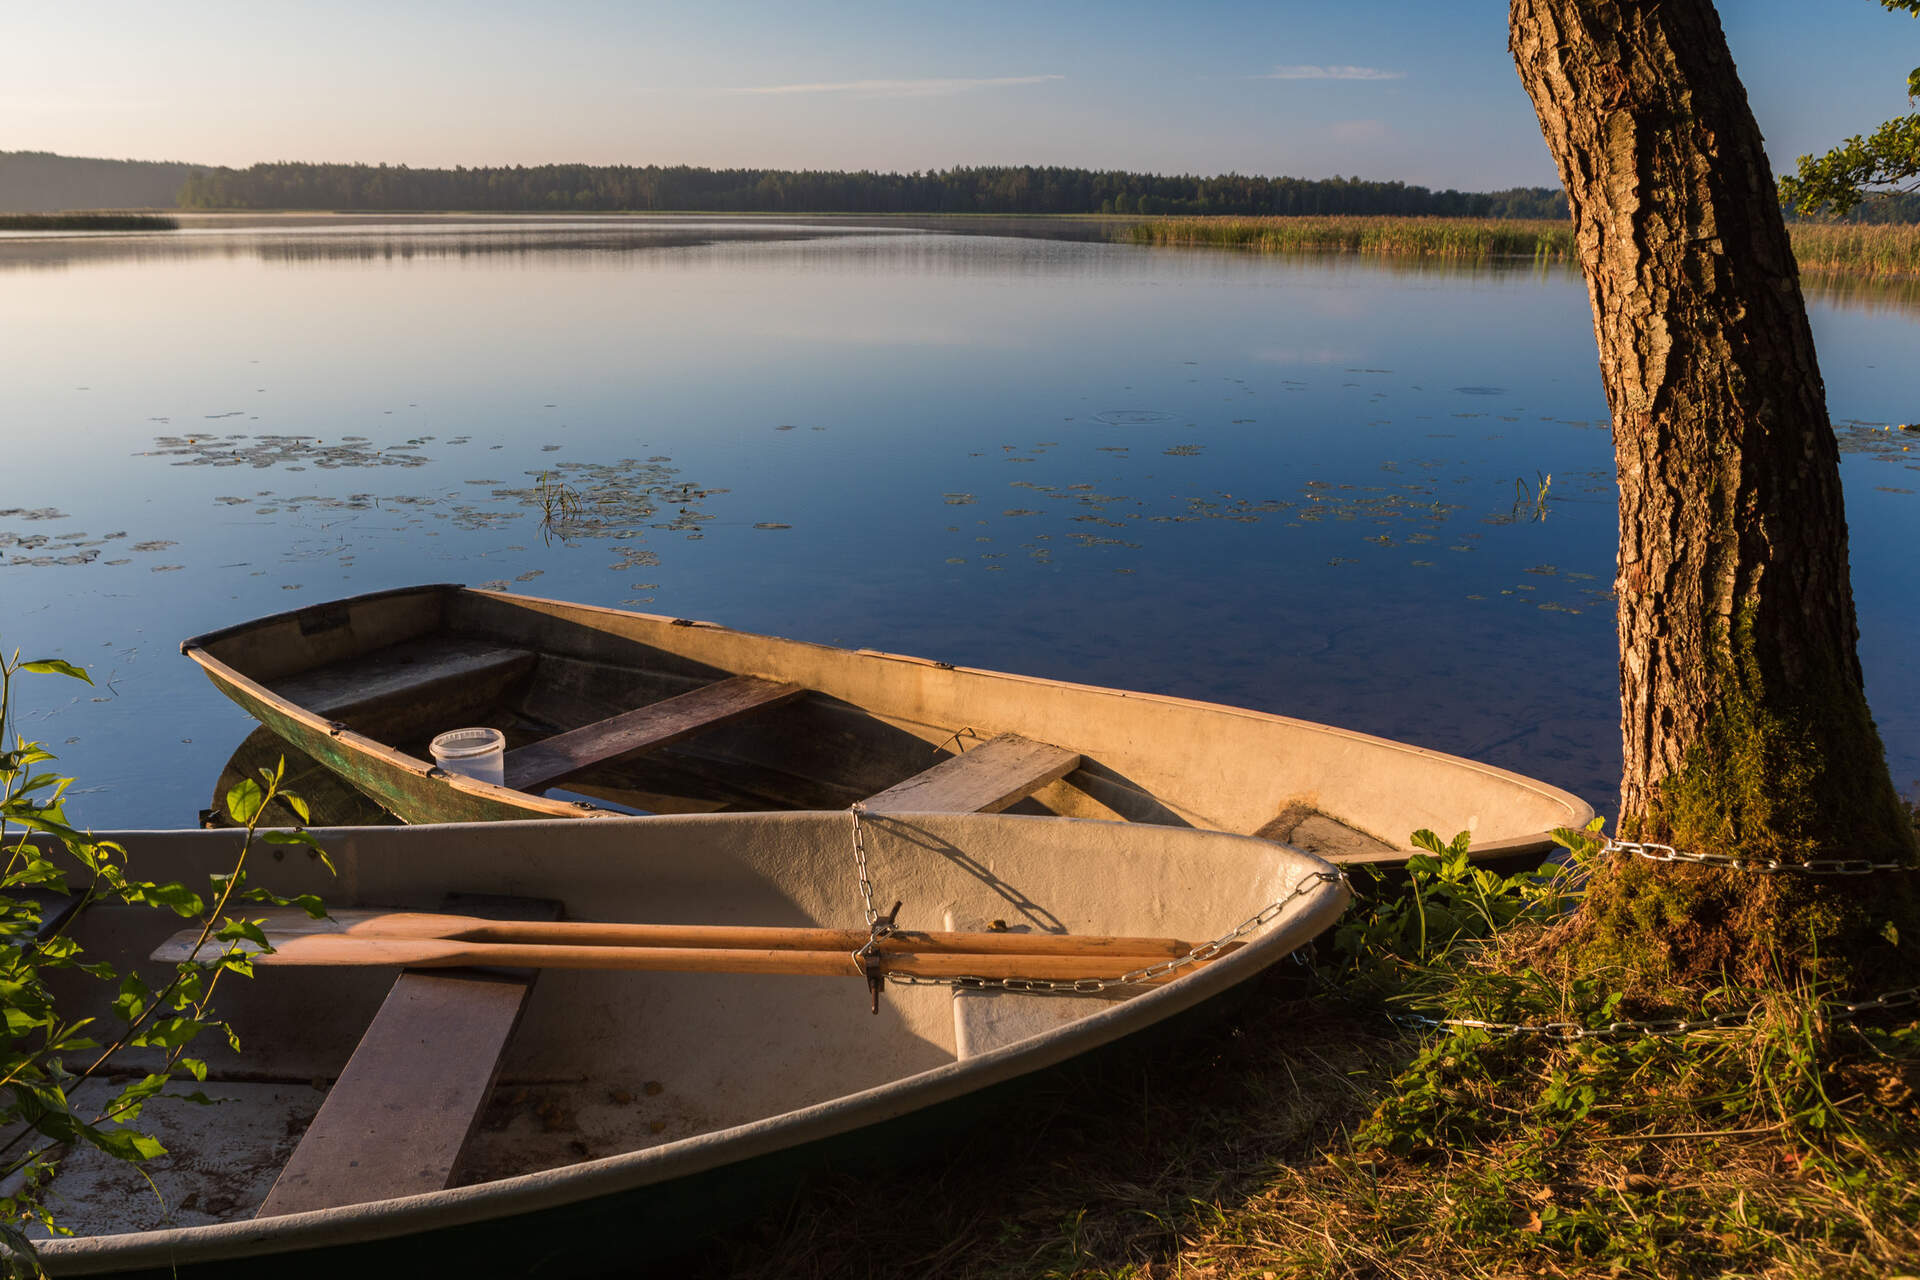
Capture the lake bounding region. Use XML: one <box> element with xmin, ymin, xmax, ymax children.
<box><xmin>4</xmin><ymin>214</ymin><xmax>1916</xmax><ymax>830</ymax></box>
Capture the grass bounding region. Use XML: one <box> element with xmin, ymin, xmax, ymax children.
<box><xmin>1128</xmin><ymin>215</ymin><xmax>1920</xmax><ymax>277</ymax></box>
<box><xmin>0</xmin><ymin>212</ymin><xmax>178</xmax><ymax>231</ymax></box>
<box><xmin>688</xmin><ymin>826</ymin><xmax>1920</xmax><ymax>1279</ymax></box>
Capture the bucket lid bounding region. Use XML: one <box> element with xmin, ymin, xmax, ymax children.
<box><xmin>430</xmin><ymin>727</ymin><xmax>505</xmax><ymax>759</ymax></box>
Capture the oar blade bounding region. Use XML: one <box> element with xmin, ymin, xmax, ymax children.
<box><xmin>150</xmin><ymin>928</ymin><xmax>474</xmax><ymax>967</ymax></box>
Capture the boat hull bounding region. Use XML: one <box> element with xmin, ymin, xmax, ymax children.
<box><xmin>29</xmin><ymin>812</ymin><xmax>1346</xmax><ymax>1275</ymax></box>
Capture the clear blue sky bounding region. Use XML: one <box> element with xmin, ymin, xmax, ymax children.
<box><xmin>5</xmin><ymin>0</ymin><xmax>1913</xmax><ymax>189</ymax></box>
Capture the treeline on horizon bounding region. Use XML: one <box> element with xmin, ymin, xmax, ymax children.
<box><xmin>8</xmin><ymin>151</ymin><xmax>1916</xmax><ymax>223</ymax></box>
<box><xmin>0</xmin><ymin>151</ymin><xmax>206</xmax><ymax>213</ymax></box>
<box><xmin>177</xmin><ymin>162</ymin><xmax>1573</xmax><ymax>218</ymax></box>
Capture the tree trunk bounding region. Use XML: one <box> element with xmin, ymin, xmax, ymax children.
<box><xmin>1508</xmin><ymin>0</ymin><xmax>1917</xmax><ymax>985</ymax></box>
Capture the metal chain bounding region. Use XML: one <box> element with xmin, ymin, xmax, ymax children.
<box><xmin>1604</xmin><ymin>837</ymin><xmax>1914</xmax><ymax>876</ymax></box>
<box><xmin>845</xmin><ymin>803</ymin><xmax>1346</xmax><ymax>995</ymax></box>
<box><xmin>1375</xmin><ymin>836</ymin><xmax>1920</xmax><ymax>1040</ymax></box>
<box><xmin>883</xmin><ymin>868</ymin><xmax>1349</xmax><ymax>995</ymax></box>
<box><xmin>1396</xmin><ymin>982</ymin><xmax>1920</xmax><ymax>1041</ymax></box>
<box><xmin>1393</xmin><ymin>1008</ymin><xmax>1753</xmax><ymax>1041</ymax></box>
<box><xmin>1838</xmin><ymin>984</ymin><xmax>1920</xmax><ymax>1018</ymax></box>
<box><xmin>848</xmin><ymin>803</ymin><xmax>879</xmax><ymax>928</ymax></box>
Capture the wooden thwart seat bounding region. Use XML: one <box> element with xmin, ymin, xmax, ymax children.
<box><xmin>860</xmin><ymin>733</ymin><xmax>1080</xmax><ymax>815</ymax></box>
<box><xmin>255</xmin><ymin>895</ymin><xmax>560</xmax><ymax>1219</ymax></box>
<box><xmin>503</xmin><ymin>675</ymin><xmax>804</xmax><ymax>792</ymax></box>
<box><xmin>273</xmin><ymin>638</ymin><xmax>536</xmax><ymax>719</ymax></box>
<box><xmin>861</xmin><ymin>736</ymin><xmax>1105</xmax><ymax>1062</ymax></box>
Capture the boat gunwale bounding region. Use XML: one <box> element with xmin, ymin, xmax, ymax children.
<box><xmin>181</xmin><ymin>583</ymin><xmax>1596</xmax><ymax>857</ymax></box>
<box><xmin>461</xmin><ymin>589</ymin><xmax>1600</xmax><ymax>857</ymax></box>
<box><xmin>177</xmin><ymin>583</ymin><xmax>466</xmax><ymax>657</ymax></box>
<box><xmin>34</xmin><ymin>812</ymin><xmax>1350</xmax><ymax>1274</ymax></box>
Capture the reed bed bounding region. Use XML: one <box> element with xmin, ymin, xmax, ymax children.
<box><xmin>1787</xmin><ymin>220</ymin><xmax>1920</xmax><ymax>277</ymax></box>
<box><xmin>1129</xmin><ymin>215</ymin><xmax>1576</xmax><ymax>261</ymax></box>
<box><xmin>1132</xmin><ymin>214</ymin><xmax>1920</xmax><ymax>277</ymax></box>
<box><xmin>0</xmin><ymin>212</ymin><xmax>178</xmax><ymax>231</ymax></box>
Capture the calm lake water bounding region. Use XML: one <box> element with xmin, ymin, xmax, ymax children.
<box><xmin>4</xmin><ymin>215</ymin><xmax>1917</xmax><ymax>829</ymax></box>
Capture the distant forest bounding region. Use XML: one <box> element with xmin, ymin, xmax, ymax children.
<box><xmin>9</xmin><ymin>150</ymin><xmax>1917</xmax><ymax>222</ymax></box>
<box><xmin>0</xmin><ymin>151</ymin><xmax>208</xmax><ymax>213</ymax></box>
<box><xmin>174</xmin><ymin>162</ymin><xmax>1569</xmax><ymax>217</ymax></box>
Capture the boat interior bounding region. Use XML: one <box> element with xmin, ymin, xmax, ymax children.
<box><xmin>20</xmin><ymin>813</ymin><xmax>1328</xmax><ymax>1241</ymax></box>
<box><xmin>189</xmin><ymin>585</ymin><xmax>1422</xmax><ymax>859</ymax></box>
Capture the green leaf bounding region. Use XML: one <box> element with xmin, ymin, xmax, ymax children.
<box><xmin>261</xmin><ymin>829</ymin><xmax>320</xmax><ymax>847</ymax></box>
<box><xmin>133</xmin><ymin>881</ymin><xmax>205</xmax><ymax>918</ymax></box>
<box><xmin>130</xmin><ymin>1017</ymin><xmax>203</xmax><ymax>1049</ymax></box>
<box><xmin>80</xmin><ymin>1126</ymin><xmax>166</xmax><ymax>1162</ymax></box>
<box><xmin>18</xmin><ymin>659</ymin><xmax>92</xmax><ymax>686</ymax></box>
<box><xmin>225</xmin><ymin>779</ymin><xmax>264</xmax><ymax>826</ymax></box>
<box><xmin>284</xmin><ymin>792</ymin><xmax>311</xmax><ymax>825</ymax></box>
<box><xmin>3</xmin><ymin>1007</ymin><xmax>44</xmax><ymax>1036</ymax></box>
<box><xmin>216</xmin><ymin>918</ymin><xmax>271</xmax><ymax>950</ymax></box>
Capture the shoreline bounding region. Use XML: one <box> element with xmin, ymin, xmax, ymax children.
<box><xmin>5</xmin><ymin>208</ymin><xmax>1916</xmax><ymax>278</ymax></box>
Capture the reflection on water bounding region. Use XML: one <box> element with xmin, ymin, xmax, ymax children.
<box><xmin>1800</xmin><ymin>270</ymin><xmax>1920</xmax><ymax>317</ymax></box>
<box><xmin>3</xmin><ymin>217</ymin><xmax>1917</xmax><ymax>826</ymax></box>
<box><xmin>0</xmin><ymin>217</ymin><xmax>874</xmax><ymax>272</ymax></box>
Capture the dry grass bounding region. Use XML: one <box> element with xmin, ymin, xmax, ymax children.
<box><xmin>680</xmin><ymin>850</ymin><xmax>1920</xmax><ymax>1280</ymax></box>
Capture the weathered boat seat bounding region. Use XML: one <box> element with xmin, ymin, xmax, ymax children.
<box><xmin>502</xmin><ymin>675</ymin><xmax>805</xmax><ymax>792</ymax></box>
<box><xmin>254</xmin><ymin>895</ymin><xmax>561</xmax><ymax>1218</ymax></box>
<box><xmin>272</xmin><ymin>637</ymin><xmax>536</xmax><ymax>718</ymax></box>
<box><xmin>861</xmin><ymin>733</ymin><xmax>1080</xmax><ymax>815</ymax></box>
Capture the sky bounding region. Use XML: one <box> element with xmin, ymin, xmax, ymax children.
<box><xmin>5</xmin><ymin>0</ymin><xmax>1915</xmax><ymax>190</ymax></box>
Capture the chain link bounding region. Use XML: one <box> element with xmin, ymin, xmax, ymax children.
<box><xmin>1604</xmin><ymin>837</ymin><xmax>1914</xmax><ymax>876</ymax></box>
<box><xmin>1838</xmin><ymin>984</ymin><xmax>1920</xmax><ymax>1017</ymax></box>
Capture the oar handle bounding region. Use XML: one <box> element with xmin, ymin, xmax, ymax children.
<box><xmin>451</xmin><ymin>920</ymin><xmax>1203</xmax><ymax>959</ymax></box>
<box><xmin>233</xmin><ymin>934</ymin><xmax>1206</xmax><ymax>983</ymax></box>
<box><xmin>251</xmin><ymin>910</ymin><xmax>1209</xmax><ymax>959</ymax></box>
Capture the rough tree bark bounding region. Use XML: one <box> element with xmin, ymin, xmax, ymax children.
<box><xmin>1508</xmin><ymin>0</ymin><xmax>1918</xmax><ymax>986</ymax></box>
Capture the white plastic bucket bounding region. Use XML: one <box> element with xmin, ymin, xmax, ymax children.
<box><xmin>429</xmin><ymin>727</ymin><xmax>506</xmax><ymax>786</ymax></box>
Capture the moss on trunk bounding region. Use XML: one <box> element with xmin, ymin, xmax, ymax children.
<box><xmin>1562</xmin><ymin>610</ymin><xmax>1919</xmax><ymax>989</ymax></box>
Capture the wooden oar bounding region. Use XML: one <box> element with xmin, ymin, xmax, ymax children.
<box><xmin>152</xmin><ymin>908</ymin><xmax>1212</xmax><ymax>961</ymax></box>
<box><xmin>149</xmin><ymin>931</ymin><xmax>1208</xmax><ymax>983</ymax></box>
